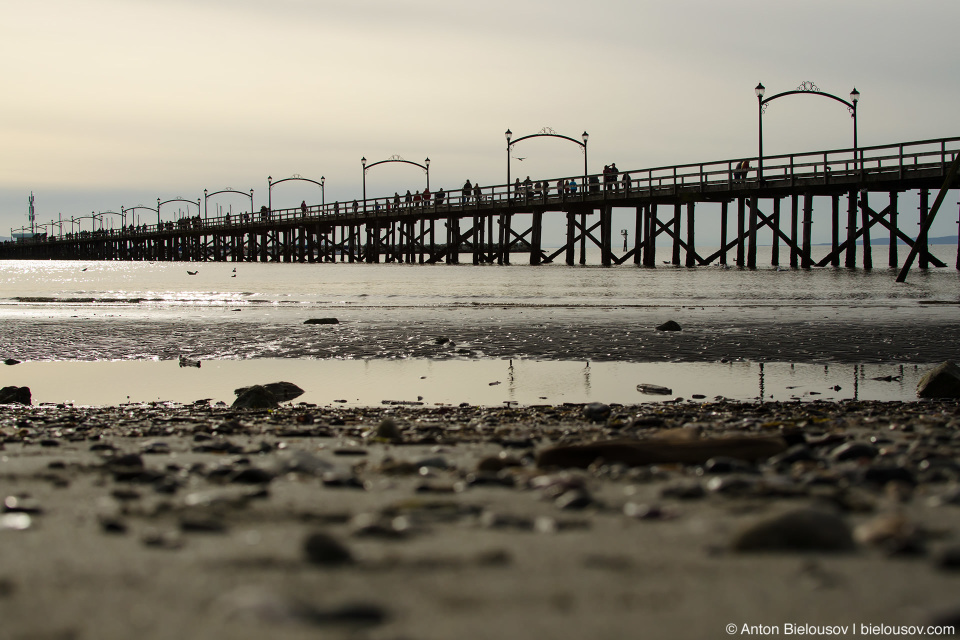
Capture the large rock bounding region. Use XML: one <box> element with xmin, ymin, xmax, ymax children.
<box><xmin>0</xmin><ymin>386</ymin><xmax>31</xmax><ymax>405</ymax></box>
<box><xmin>537</xmin><ymin>435</ymin><xmax>787</xmax><ymax>468</ymax></box>
<box><xmin>304</xmin><ymin>318</ymin><xmax>339</xmax><ymax>325</ymax></box>
<box><xmin>234</xmin><ymin>382</ymin><xmax>304</xmax><ymax>403</ymax></box>
<box><xmin>917</xmin><ymin>361</ymin><xmax>960</xmax><ymax>398</ymax></box>
<box><xmin>232</xmin><ymin>385</ymin><xmax>280</xmax><ymax>409</ymax></box>
<box><xmin>655</xmin><ymin>321</ymin><xmax>682</xmax><ymax>331</ymax></box>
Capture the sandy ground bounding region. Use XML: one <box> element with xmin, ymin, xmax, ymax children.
<box><xmin>1</xmin><ymin>399</ymin><xmax>960</xmax><ymax>640</ymax></box>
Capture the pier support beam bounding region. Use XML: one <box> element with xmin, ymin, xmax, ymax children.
<box><xmin>685</xmin><ymin>202</ymin><xmax>696</xmax><ymax>267</ymax></box>
<box><xmin>802</xmin><ymin>194</ymin><xmax>813</xmax><ymax>268</ymax></box>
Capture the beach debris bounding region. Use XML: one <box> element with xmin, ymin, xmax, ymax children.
<box><xmin>303</xmin><ymin>318</ymin><xmax>340</xmax><ymax>325</ymax></box>
<box><xmin>303</xmin><ymin>532</ymin><xmax>354</xmax><ymax>566</ymax></box>
<box><xmin>872</xmin><ymin>375</ymin><xmax>901</xmax><ymax>382</ymax></box>
<box><xmin>178</xmin><ymin>355</ymin><xmax>201</xmax><ymax>368</ymax></box>
<box><xmin>731</xmin><ymin>508</ymin><xmax>855</xmax><ymax>552</ymax></box>
<box><xmin>0</xmin><ymin>386</ymin><xmax>31</xmax><ymax>405</ymax></box>
<box><xmin>3</xmin><ymin>359</ymin><xmax>20</xmax><ymax>366</ymax></box>
<box><xmin>537</xmin><ymin>434</ymin><xmax>787</xmax><ymax>468</ymax></box>
<box><xmin>582</xmin><ymin>402</ymin><xmax>611</xmax><ymax>422</ymax></box>
<box><xmin>655</xmin><ymin>320</ymin><xmax>682</xmax><ymax>331</ymax></box>
<box><xmin>637</xmin><ymin>383</ymin><xmax>673</xmax><ymax>395</ymax></box>
<box><xmin>186</xmin><ymin>270</ymin><xmax>198</xmax><ymax>275</ymax></box>
<box><xmin>917</xmin><ymin>361</ymin><xmax>960</xmax><ymax>398</ymax></box>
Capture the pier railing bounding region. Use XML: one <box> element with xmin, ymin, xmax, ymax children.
<box><xmin>10</xmin><ymin>136</ymin><xmax>960</xmax><ymax>244</ymax></box>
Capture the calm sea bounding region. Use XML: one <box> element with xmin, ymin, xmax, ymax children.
<box><xmin>0</xmin><ymin>249</ymin><xmax>958</xmax><ymax>406</ymax></box>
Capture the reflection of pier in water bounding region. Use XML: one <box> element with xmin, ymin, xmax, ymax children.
<box><xmin>4</xmin><ymin>137</ymin><xmax>959</xmax><ymax>279</ymax></box>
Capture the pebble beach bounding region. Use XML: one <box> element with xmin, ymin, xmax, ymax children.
<box><xmin>2</xmin><ymin>396</ymin><xmax>960</xmax><ymax>639</ymax></box>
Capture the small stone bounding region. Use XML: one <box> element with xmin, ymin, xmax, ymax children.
<box><xmin>303</xmin><ymin>318</ymin><xmax>340</xmax><ymax>325</ymax></box>
<box><xmin>3</xmin><ymin>359</ymin><xmax>20</xmax><ymax>366</ymax></box>
<box><xmin>934</xmin><ymin>545</ymin><xmax>960</xmax><ymax>570</ymax></box>
<box><xmin>303</xmin><ymin>532</ymin><xmax>354</xmax><ymax>566</ymax></box>
<box><xmin>229</xmin><ymin>467</ymin><xmax>275</xmax><ymax>484</ymax></box>
<box><xmin>374</xmin><ymin>418</ymin><xmax>402</xmax><ymax>441</ymax></box>
<box><xmin>555</xmin><ymin>489</ymin><xmax>593</xmax><ymax>510</ymax></box>
<box><xmin>636</xmin><ymin>383</ymin><xmax>673</xmax><ymax>396</ymax></box>
<box><xmin>854</xmin><ymin>512</ymin><xmax>925</xmax><ymax>555</ymax></box>
<box><xmin>731</xmin><ymin>508</ymin><xmax>855</xmax><ymax>552</ymax></box>
<box><xmin>655</xmin><ymin>321</ymin><xmax>682</xmax><ymax>331</ymax></box>
<box><xmin>582</xmin><ymin>403</ymin><xmax>611</xmax><ymax>423</ymax></box>
<box><xmin>829</xmin><ymin>441</ymin><xmax>879</xmax><ymax>461</ymax></box>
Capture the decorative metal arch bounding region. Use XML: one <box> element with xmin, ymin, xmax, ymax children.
<box><xmin>504</xmin><ymin>127</ymin><xmax>589</xmax><ymax>189</ymax></box>
<box><xmin>755</xmin><ymin>80</ymin><xmax>859</xmax><ymax>180</ymax></box>
<box><xmin>267</xmin><ymin>174</ymin><xmax>325</xmax><ymax>212</ymax></box>
<box><xmin>360</xmin><ymin>156</ymin><xmax>430</xmax><ymax>207</ymax></box>
<box><xmin>204</xmin><ymin>187</ymin><xmax>255</xmax><ymax>218</ymax></box>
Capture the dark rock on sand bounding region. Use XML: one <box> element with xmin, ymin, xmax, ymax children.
<box><xmin>234</xmin><ymin>381</ymin><xmax>304</xmax><ymax>403</ymax></box>
<box><xmin>303</xmin><ymin>318</ymin><xmax>340</xmax><ymax>325</ymax></box>
<box><xmin>232</xmin><ymin>386</ymin><xmax>278</xmax><ymax>409</ymax></box>
<box><xmin>934</xmin><ymin>545</ymin><xmax>960</xmax><ymax>570</ymax></box>
<box><xmin>3</xmin><ymin>359</ymin><xmax>20</xmax><ymax>366</ymax></box>
<box><xmin>582</xmin><ymin>403</ymin><xmax>611</xmax><ymax>423</ymax></box>
<box><xmin>0</xmin><ymin>386</ymin><xmax>31</xmax><ymax>405</ymax></box>
<box><xmin>732</xmin><ymin>508</ymin><xmax>855</xmax><ymax>552</ymax></box>
<box><xmin>656</xmin><ymin>320</ymin><xmax>682</xmax><ymax>331</ymax></box>
<box><xmin>537</xmin><ymin>435</ymin><xmax>787</xmax><ymax>468</ymax></box>
<box><xmin>917</xmin><ymin>361</ymin><xmax>960</xmax><ymax>398</ymax></box>
<box><xmin>637</xmin><ymin>383</ymin><xmax>673</xmax><ymax>396</ymax></box>
<box><xmin>304</xmin><ymin>532</ymin><xmax>354</xmax><ymax>566</ymax></box>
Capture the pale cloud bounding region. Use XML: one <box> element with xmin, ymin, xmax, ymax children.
<box><xmin>2</xmin><ymin>0</ymin><xmax>958</xmax><ymax>234</ymax></box>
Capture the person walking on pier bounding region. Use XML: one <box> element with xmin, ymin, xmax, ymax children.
<box><xmin>405</xmin><ymin>190</ymin><xmax>413</xmax><ymax>207</ymax></box>
<box><xmin>733</xmin><ymin>159</ymin><xmax>751</xmax><ymax>182</ymax></box>
<box><xmin>462</xmin><ymin>179</ymin><xmax>472</xmax><ymax>204</ymax></box>
<box><xmin>610</xmin><ymin>163</ymin><xmax>620</xmax><ymax>192</ymax></box>
<box><xmin>414</xmin><ymin>190</ymin><xmax>422</xmax><ymax>207</ymax></box>
<box><xmin>473</xmin><ymin>183</ymin><xmax>482</xmax><ymax>203</ymax></box>
<box><xmin>301</xmin><ymin>200</ymin><xmax>307</xmax><ymax>217</ymax></box>
<box><xmin>422</xmin><ymin>187</ymin><xmax>431</xmax><ymax>206</ymax></box>
<box><xmin>394</xmin><ymin>193</ymin><xmax>401</xmax><ymax>209</ymax></box>
<box><xmin>436</xmin><ymin>188</ymin><xmax>445</xmax><ymax>206</ymax></box>
<box><xmin>621</xmin><ymin>172</ymin><xmax>631</xmax><ymax>193</ymax></box>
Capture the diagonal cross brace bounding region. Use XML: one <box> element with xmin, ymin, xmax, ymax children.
<box><xmin>897</xmin><ymin>152</ymin><xmax>960</xmax><ymax>282</ymax></box>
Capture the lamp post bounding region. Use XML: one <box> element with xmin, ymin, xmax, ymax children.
<box><xmin>361</xmin><ymin>158</ymin><xmax>367</xmax><ymax>212</ymax></box>
<box><xmin>267</xmin><ymin>176</ymin><xmax>272</xmax><ymax>213</ymax></box>
<box><xmin>755</xmin><ymin>82</ymin><xmax>765</xmax><ymax>182</ymax></box>
<box><xmin>320</xmin><ymin>176</ymin><xmax>325</xmax><ymax>206</ymax></box>
<box><xmin>582</xmin><ymin>131</ymin><xmax>589</xmax><ymax>192</ymax></box>
<box><xmin>756</xmin><ymin>81</ymin><xmax>860</xmax><ymax>183</ymax></box>
<box><xmin>505</xmin><ymin>129</ymin><xmax>513</xmax><ymax>190</ymax></box>
<box><xmin>425</xmin><ymin>158</ymin><xmax>430</xmax><ymax>191</ymax></box>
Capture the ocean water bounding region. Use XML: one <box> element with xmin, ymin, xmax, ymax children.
<box><xmin>0</xmin><ymin>250</ymin><xmax>958</xmax><ymax>406</ymax></box>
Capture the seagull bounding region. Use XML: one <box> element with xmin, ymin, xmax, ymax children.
<box><xmin>187</xmin><ymin>270</ymin><xmax>198</xmax><ymax>275</ymax></box>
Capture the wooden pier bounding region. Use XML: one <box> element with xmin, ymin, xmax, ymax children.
<box><xmin>3</xmin><ymin>136</ymin><xmax>959</xmax><ymax>270</ymax></box>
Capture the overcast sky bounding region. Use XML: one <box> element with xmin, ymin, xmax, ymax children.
<box><xmin>2</xmin><ymin>0</ymin><xmax>958</xmax><ymax>241</ymax></box>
